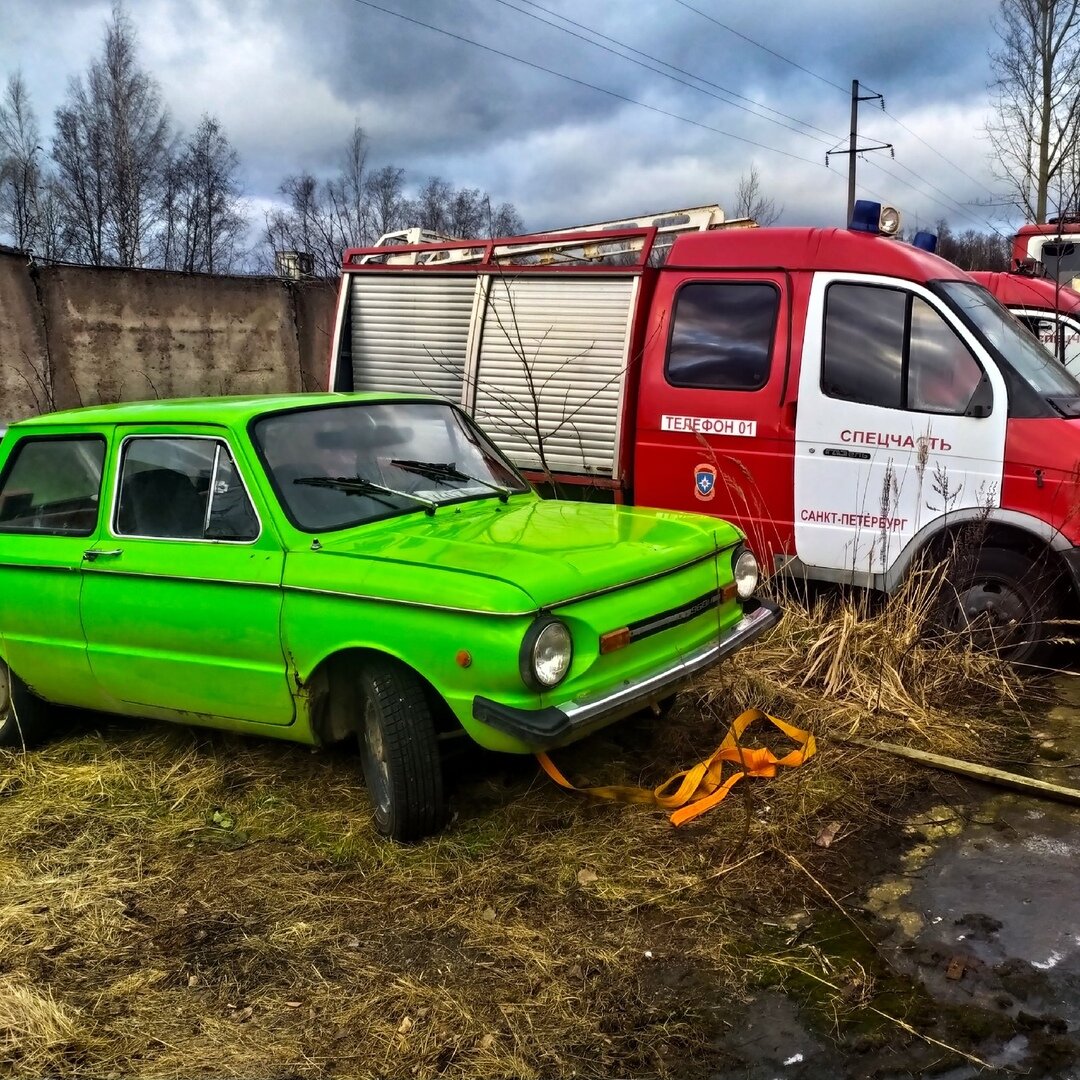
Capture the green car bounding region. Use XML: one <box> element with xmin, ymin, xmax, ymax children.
<box><xmin>0</xmin><ymin>395</ymin><xmax>778</xmax><ymax>839</ymax></box>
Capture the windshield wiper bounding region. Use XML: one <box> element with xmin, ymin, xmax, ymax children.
<box><xmin>389</xmin><ymin>459</ymin><xmax>511</xmax><ymax>502</ymax></box>
<box><xmin>291</xmin><ymin>475</ymin><xmax>437</xmax><ymax>515</ymax></box>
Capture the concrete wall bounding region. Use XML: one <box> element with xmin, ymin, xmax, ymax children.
<box><xmin>0</xmin><ymin>249</ymin><xmax>337</xmax><ymax>420</ymax></box>
<box><xmin>0</xmin><ymin>249</ymin><xmax>51</xmax><ymax>418</ymax></box>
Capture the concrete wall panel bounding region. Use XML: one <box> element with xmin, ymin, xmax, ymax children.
<box><xmin>0</xmin><ymin>250</ymin><xmax>51</xmax><ymax>421</ymax></box>
<box><xmin>292</xmin><ymin>280</ymin><xmax>338</xmax><ymax>392</ymax></box>
<box><xmin>40</xmin><ymin>267</ymin><xmax>305</xmax><ymax>411</ymax></box>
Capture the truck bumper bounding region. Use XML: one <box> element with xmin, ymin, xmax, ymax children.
<box><xmin>472</xmin><ymin>599</ymin><xmax>780</xmax><ymax>750</ymax></box>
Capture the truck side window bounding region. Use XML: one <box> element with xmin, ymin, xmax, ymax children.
<box><xmin>665</xmin><ymin>281</ymin><xmax>778</xmax><ymax>390</ymax></box>
<box><xmin>0</xmin><ymin>437</ymin><xmax>105</xmax><ymax>536</ymax></box>
<box><xmin>823</xmin><ymin>284</ymin><xmax>984</xmax><ymax>415</ymax></box>
<box><xmin>822</xmin><ymin>285</ymin><xmax>905</xmax><ymax>408</ymax></box>
<box><xmin>908</xmin><ymin>297</ymin><xmax>983</xmax><ymax>414</ymax></box>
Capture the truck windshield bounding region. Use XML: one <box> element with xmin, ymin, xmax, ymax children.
<box><xmin>253</xmin><ymin>400</ymin><xmax>530</xmax><ymax>532</ymax></box>
<box><xmin>939</xmin><ymin>281</ymin><xmax>1080</xmax><ymax>399</ymax></box>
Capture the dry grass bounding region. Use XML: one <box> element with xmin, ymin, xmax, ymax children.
<box><xmin>0</xmin><ymin>584</ymin><xmax>1029</xmax><ymax>1078</ymax></box>
<box><xmin>711</xmin><ymin>568</ymin><xmax>1026</xmax><ymax>759</ymax></box>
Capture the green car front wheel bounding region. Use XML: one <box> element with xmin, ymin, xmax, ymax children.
<box><xmin>358</xmin><ymin>659</ymin><xmax>447</xmax><ymax>842</ymax></box>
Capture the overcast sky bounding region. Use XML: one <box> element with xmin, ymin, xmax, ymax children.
<box><xmin>2</xmin><ymin>0</ymin><xmax>1015</xmax><ymax>240</ymax></box>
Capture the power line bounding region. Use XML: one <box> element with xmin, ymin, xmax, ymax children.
<box><xmin>862</xmin><ymin>156</ymin><xmax>1011</xmax><ymax>240</ymax></box>
<box><xmin>501</xmin><ymin>0</ymin><xmax>842</xmax><ymax>145</ymax></box>
<box><xmin>883</xmin><ymin>107</ymin><xmax>1001</xmax><ymax>204</ymax></box>
<box><xmin>347</xmin><ymin>0</ymin><xmax>828</xmax><ymax>168</ymax></box>
<box><xmin>671</xmin><ymin>0</ymin><xmax>1008</xmax><ymax>223</ymax></box>
<box><xmin>672</xmin><ymin>0</ymin><xmax>850</xmax><ymax>95</ymax></box>
<box><xmin>885</xmin><ymin>158</ymin><xmax>1010</xmax><ymax>239</ymax></box>
<box><xmin>347</xmin><ymin>0</ymin><xmax>1004</xmax><ymax>239</ymax></box>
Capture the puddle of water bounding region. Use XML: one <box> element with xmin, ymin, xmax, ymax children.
<box><xmin>858</xmin><ymin>673</ymin><xmax>1080</xmax><ymax>1073</ymax></box>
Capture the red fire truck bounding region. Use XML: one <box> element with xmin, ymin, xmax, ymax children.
<box><xmin>327</xmin><ymin>202</ymin><xmax>1080</xmax><ymax>659</ymax></box>
<box><xmin>969</xmin><ymin>270</ymin><xmax>1080</xmax><ymax>379</ymax></box>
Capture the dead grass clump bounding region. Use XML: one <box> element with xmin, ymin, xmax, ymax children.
<box><xmin>0</xmin><ymin>975</ymin><xmax>88</xmax><ymax>1074</ymax></box>
<box><xmin>707</xmin><ymin>570</ymin><xmax>1027</xmax><ymax>760</ymax></box>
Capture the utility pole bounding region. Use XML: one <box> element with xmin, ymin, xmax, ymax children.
<box><xmin>827</xmin><ymin>79</ymin><xmax>893</xmax><ymax>223</ymax></box>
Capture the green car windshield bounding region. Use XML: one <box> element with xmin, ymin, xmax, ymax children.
<box><xmin>253</xmin><ymin>401</ymin><xmax>530</xmax><ymax>531</ymax></box>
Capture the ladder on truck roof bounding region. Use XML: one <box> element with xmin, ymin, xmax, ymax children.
<box><xmin>347</xmin><ymin>204</ymin><xmax>756</xmax><ymax>267</ymax></box>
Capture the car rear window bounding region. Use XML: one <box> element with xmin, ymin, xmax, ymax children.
<box><xmin>0</xmin><ymin>436</ymin><xmax>105</xmax><ymax>536</ymax></box>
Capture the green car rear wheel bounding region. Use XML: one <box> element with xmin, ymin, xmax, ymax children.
<box><xmin>0</xmin><ymin>658</ymin><xmax>51</xmax><ymax>749</ymax></box>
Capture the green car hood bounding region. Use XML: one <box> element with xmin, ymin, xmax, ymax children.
<box><xmin>293</xmin><ymin>499</ymin><xmax>742</xmax><ymax>612</ymax></box>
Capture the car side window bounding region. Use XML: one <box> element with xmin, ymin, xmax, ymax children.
<box><xmin>0</xmin><ymin>437</ymin><xmax>105</xmax><ymax>536</ymax></box>
<box><xmin>115</xmin><ymin>437</ymin><xmax>259</xmax><ymax>542</ymax></box>
<box><xmin>823</xmin><ymin>283</ymin><xmax>985</xmax><ymax>415</ymax></box>
<box><xmin>666</xmin><ymin>281</ymin><xmax>779</xmax><ymax>390</ymax></box>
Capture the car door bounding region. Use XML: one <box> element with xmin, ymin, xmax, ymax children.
<box><xmin>0</xmin><ymin>432</ymin><xmax>110</xmax><ymax>708</ymax></box>
<box><xmin>793</xmin><ymin>274</ymin><xmax>1008</xmax><ymax>579</ymax></box>
<box><xmin>79</xmin><ymin>429</ymin><xmax>295</xmax><ymax>726</ymax></box>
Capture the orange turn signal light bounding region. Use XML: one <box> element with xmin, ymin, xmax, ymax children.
<box><xmin>722</xmin><ymin>583</ymin><xmax>737</xmax><ymax>603</ymax></box>
<box><xmin>599</xmin><ymin>627</ymin><xmax>631</xmax><ymax>654</ymax></box>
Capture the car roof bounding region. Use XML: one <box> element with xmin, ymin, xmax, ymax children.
<box><xmin>8</xmin><ymin>392</ymin><xmax>439</xmax><ymax>431</ymax></box>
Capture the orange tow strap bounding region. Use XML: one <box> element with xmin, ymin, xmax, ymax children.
<box><xmin>536</xmin><ymin>708</ymin><xmax>817</xmax><ymax>826</ymax></box>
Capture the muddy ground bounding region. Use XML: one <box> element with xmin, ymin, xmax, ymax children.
<box><xmin>710</xmin><ymin>681</ymin><xmax>1080</xmax><ymax>1080</ymax></box>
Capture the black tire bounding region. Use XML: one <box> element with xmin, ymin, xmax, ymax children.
<box><xmin>0</xmin><ymin>658</ymin><xmax>51</xmax><ymax>748</ymax></box>
<box><xmin>938</xmin><ymin>547</ymin><xmax>1057</xmax><ymax>664</ymax></box>
<box><xmin>357</xmin><ymin>659</ymin><xmax>446</xmax><ymax>842</ymax></box>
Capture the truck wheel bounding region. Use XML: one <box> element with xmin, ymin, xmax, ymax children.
<box><xmin>0</xmin><ymin>658</ymin><xmax>50</xmax><ymax>748</ymax></box>
<box><xmin>939</xmin><ymin>547</ymin><xmax>1056</xmax><ymax>664</ymax></box>
<box><xmin>358</xmin><ymin>659</ymin><xmax>446</xmax><ymax>842</ymax></box>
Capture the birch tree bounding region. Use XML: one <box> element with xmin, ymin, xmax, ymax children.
<box><xmin>988</xmin><ymin>0</ymin><xmax>1080</xmax><ymax>222</ymax></box>
<box><xmin>159</xmin><ymin>115</ymin><xmax>245</xmax><ymax>273</ymax></box>
<box><xmin>0</xmin><ymin>73</ymin><xmax>44</xmax><ymax>252</ymax></box>
<box><xmin>53</xmin><ymin>3</ymin><xmax>171</xmax><ymax>265</ymax></box>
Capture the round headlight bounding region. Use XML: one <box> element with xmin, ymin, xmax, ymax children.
<box><xmin>733</xmin><ymin>548</ymin><xmax>759</xmax><ymax>599</ymax></box>
<box><xmin>879</xmin><ymin>205</ymin><xmax>902</xmax><ymax>236</ymax></box>
<box><xmin>525</xmin><ymin>620</ymin><xmax>573</xmax><ymax>689</ymax></box>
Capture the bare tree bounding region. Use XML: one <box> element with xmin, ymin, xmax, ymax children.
<box><xmin>53</xmin><ymin>3</ymin><xmax>171</xmax><ymax>265</ymax></box>
<box><xmin>933</xmin><ymin>219</ymin><xmax>1012</xmax><ymax>270</ymax></box>
<box><xmin>407</xmin><ymin>176</ymin><xmax>454</xmax><ymax>236</ymax></box>
<box><xmin>988</xmin><ymin>0</ymin><xmax>1080</xmax><ymax>222</ymax></box>
<box><xmin>324</xmin><ymin>124</ymin><xmax>372</xmax><ymax>255</ymax></box>
<box><xmin>0</xmin><ymin>73</ymin><xmax>44</xmax><ymax>251</ymax></box>
<box><xmin>365</xmin><ymin>164</ymin><xmax>407</xmax><ymax>238</ymax></box>
<box><xmin>263</xmin><ymin>171</ymin><xmax>342</xmax><ymax>277</ymax></box>
<box><xmin>158</xmin><ymin>115</ymin><xmax>245</xmax><ymax>273</ymax></box>
<box><xmin>34</xmin><ymin>176</ymin><xmax>68</xmax><ymax>262</ymax></box>
<box><xmin>733</xmin><ymin>164</ymin><xmax>782</xmax><ymax>226</ymax></box>
<box><xmin>263</xmin><ymin>128</ymin><xmax>523</xmax><ymax>273</ymax></box>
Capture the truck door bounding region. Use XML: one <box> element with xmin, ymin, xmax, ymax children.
<box><xmin>793</xmin><ymin>275</ymin><xmax>1008</xmax><ymax>579</ymax></box>
<box><xmin>633</xmin><ymin>272</ymin><xmax>794</xmax><ymax>564</ymax></box>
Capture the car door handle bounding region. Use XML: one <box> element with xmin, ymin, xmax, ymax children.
<box><xmin>83</xmin><ymin>549</ymin><xmax>123</xmax><ymax>562</ymax></box>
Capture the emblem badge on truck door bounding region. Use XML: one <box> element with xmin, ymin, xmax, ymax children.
<box><xmin>694</xmin><ymin>464</ymin><xmax>717</xmax><ymax>500</ymax></box>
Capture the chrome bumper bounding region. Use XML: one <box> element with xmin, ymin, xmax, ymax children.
<box><xmin>472</xmin><ymin>599</ymin><xmax>780</xmax><ymax>749</ymax></box>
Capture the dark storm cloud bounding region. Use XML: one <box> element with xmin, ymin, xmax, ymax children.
<box><xmin>0</xmin><ymin>0</ymin><xmax>1008</xmax><ymax>235</ymax></box>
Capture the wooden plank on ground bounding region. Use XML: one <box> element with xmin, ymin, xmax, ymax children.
<box><xmin>846</xmin><ymin>737</ymin><xmax>1080</xmax><ymax>806</ymax></box>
